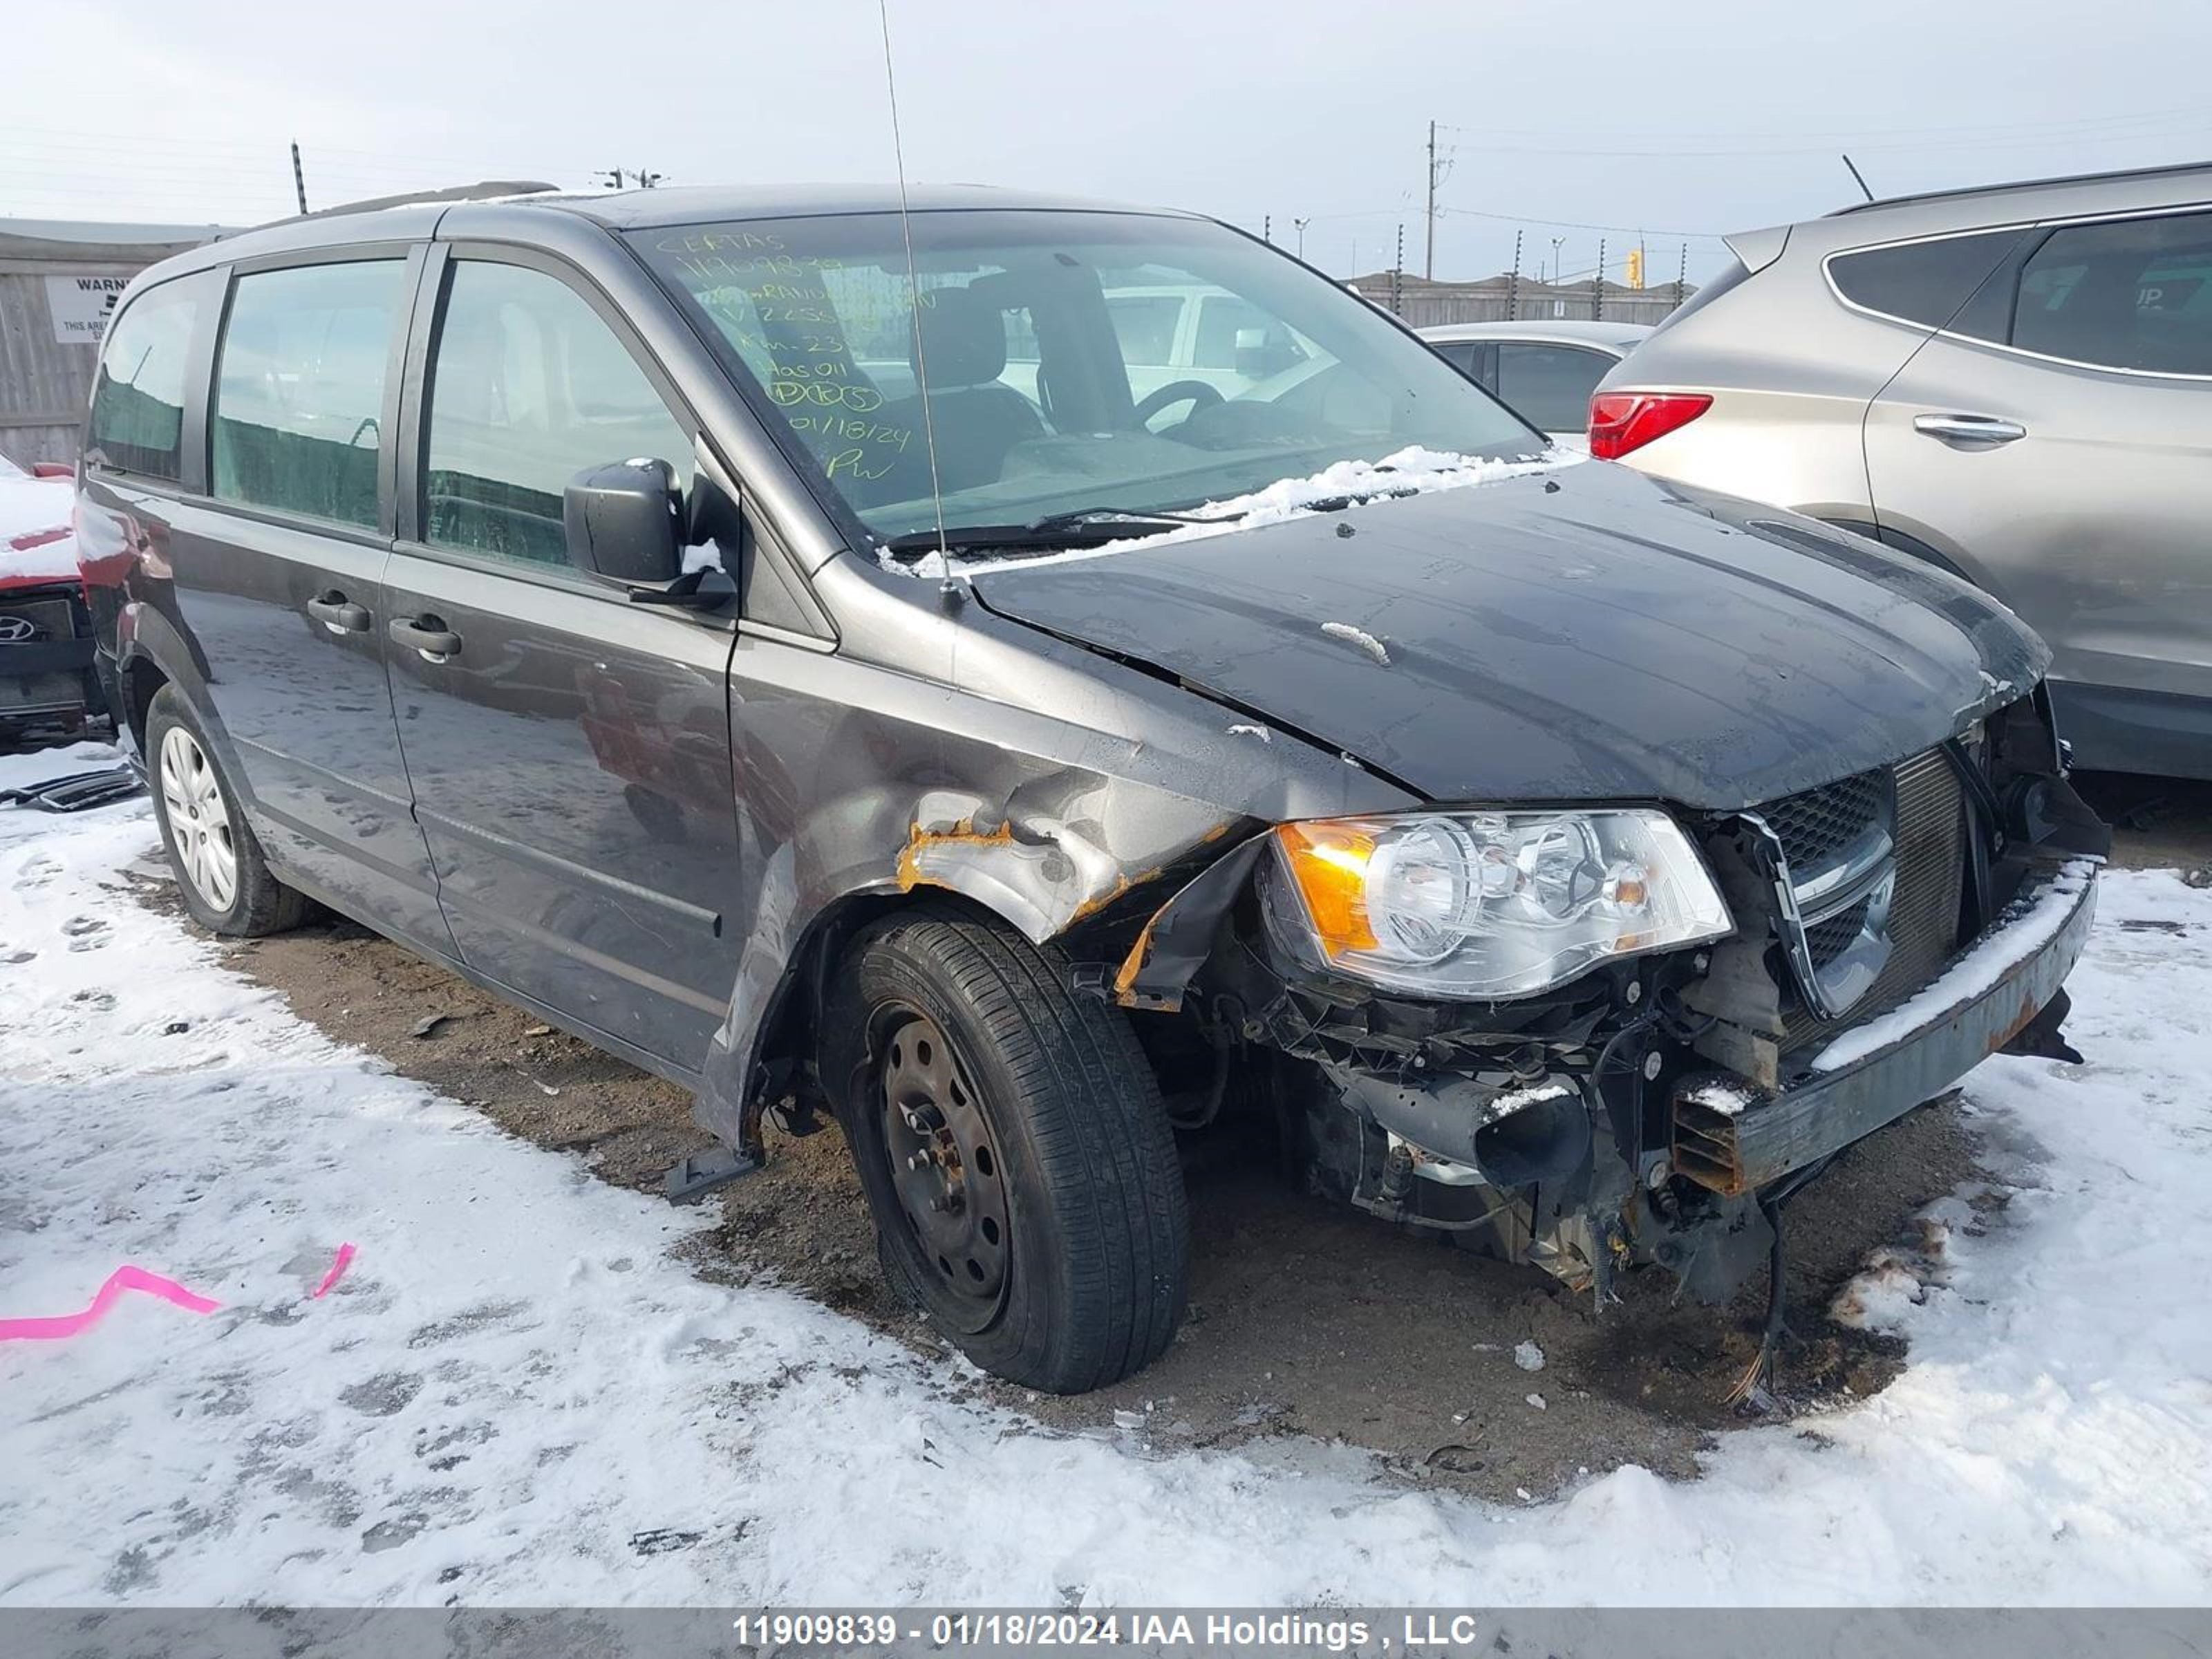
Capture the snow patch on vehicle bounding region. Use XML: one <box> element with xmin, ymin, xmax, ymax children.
<box><xmin>0</xmin><ymin>469</ymin><xmax>77</xmax><ymax>585</ymax></box>
<box><xmin>886</xmin><ymin>444</ymin><xmax>1575</xmax><ymax>577</ymax></box>
<box><xmin>1811</xmin><ymin>860</ymin><xmax>2099</xmax><ymax>1074</ymax></box>
<box><xmin>4</xmin><ymin>756</ymin><xmax>2212</xmax><ymax>1604</ymax></box>
<box><xmin>1319</xmin><ymin>621</ymin><xmax>1390</xmax><ymax>665</ymax></box>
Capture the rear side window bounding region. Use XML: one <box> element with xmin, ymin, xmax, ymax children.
<box><xmin>1427</xmin><ymin>340</ymin><xmax>1481</xmax><ymax>378</ymax></box>
<box><xmin>424</xmin><ymin>261</ymin><xmax>690</xmax><ymax>567</ymax></box>
<box><xmin>212</xmin><ymin>261</ymin><xmax>408</xmax><ymax>529</ymax></box>
<box><xmin>2012</xmin><ymin>211</ymin><xmax>2212</xmax><ymax>375</ymax></box>
<box><xmin>88</xmin><ymin>281</ymin><xmax>200</xmax><ymax>479</ymax></box>
<box><xmin>1104</xmin><ymin>294</ymin><xmax>1180</xmax><ymax>365</ymax></box>
<box><xmin>1494</xmin><ymin>343</ymin><xmax>1614</xmax><ymax>431</ymax></box>
<box><xmin>1828</xmin><ymin>230</ymin><xmax>2025</xmax><ymax>328</ymax></box>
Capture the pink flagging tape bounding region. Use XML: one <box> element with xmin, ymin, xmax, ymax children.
<box><xmin>310</xmin><ymin>1243</ymin><xmax>357</xmax><ymax>1300</ymax></box>
<box><xmin>0</xmin><ymin>1264</ymin><xmax>222</xmax><ymax>1342</ymax></box>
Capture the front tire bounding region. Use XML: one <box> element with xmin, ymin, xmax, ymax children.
<box><xmin>825</xmin><ymin>903</ymin><xmax>1189</xmax><ymax>1393</ymax></box>
<box><xmin>146</xmin><ymin>684</ymin><xmax>306</xmax><ymax>937</ymax></box>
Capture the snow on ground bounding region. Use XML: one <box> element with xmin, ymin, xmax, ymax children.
<box><xmin>3</xmin><ymin>743</ymin><xmax>2210</xmax><ymax>1606</ymax></box>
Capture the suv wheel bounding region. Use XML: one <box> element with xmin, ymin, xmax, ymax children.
<box><xmin>146</xmin><ymin>685</ymin><xmax>307</xmax><ymax>936</ymax></box>
<box><xmin>825</xmin><ymin>903</ymin><xmax>1189</xmax><ymax>1393</ymax></box>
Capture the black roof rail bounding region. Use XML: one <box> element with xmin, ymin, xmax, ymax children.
<box><xmin>1828</xmin><ymin>157</ymin><xmax>2212</xmax><ymax>216</ymax></box>
<box><xmin>250</xmin><ymin>180</ymin><xmax>561</xmax><ymax>231</ymax></box>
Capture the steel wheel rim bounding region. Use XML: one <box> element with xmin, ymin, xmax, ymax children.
<box><xmin>877</xmin><ymin>1006</ymin><xmax>1011</xmax><ymax>1331</ymax></box>
<box><xmin>159</xmin><ymin>726</ymin><xmax>237</xmax><ymax>912</ymax></box>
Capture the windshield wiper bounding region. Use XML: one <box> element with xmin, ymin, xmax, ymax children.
<box><xmin>880</xmin><ymin>506</ymin><xmax>1243</xmax><ymax>563</ymax></box>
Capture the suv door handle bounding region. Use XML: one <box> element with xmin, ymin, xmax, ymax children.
<box><xmin>306</xmin><ymin>590</ymin><xmax>371</xmax><ymax>634</ymax></box>
<box><xmin>389</xmin><ymin>614</ymin><xmax>462</xmax><ymax>662</ymax></box>
<box><xmin>1913</xmin><ymin>413</ymin><xmax>2027</xmax><ymax>447</ymax></box>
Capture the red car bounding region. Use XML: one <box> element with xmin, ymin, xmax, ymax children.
<box><xmin>0</xmin><ymin>453</ymin><xmax>102</xmax><ymax>744</ymax></box>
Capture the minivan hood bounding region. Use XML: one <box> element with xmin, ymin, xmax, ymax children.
<box><xmin>970</xmin><ymin>462</ymin><xmax>2047</xmax><ymax>810</ymax></box>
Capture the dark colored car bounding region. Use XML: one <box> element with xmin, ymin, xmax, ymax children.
<box><xmin>79</xmin><ymin>185</ymin><xmax>2106</xmax><ymax>1393</ymax></box>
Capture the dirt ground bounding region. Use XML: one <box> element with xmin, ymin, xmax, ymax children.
<box><xmin>73</xmin><ymin>768</ymin><xmax>2200</xmax><ymax>1500</ymax></box>
<box><xmin>137</xmin><ymin>886</ymin><xmax>1991</xmax><ymax>1506</ymax></box>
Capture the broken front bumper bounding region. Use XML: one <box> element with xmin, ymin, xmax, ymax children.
<box><xmin>1672</xmin><ymin>859</ymin><xmax>2099</xmax><ymax>1196</ymax></box>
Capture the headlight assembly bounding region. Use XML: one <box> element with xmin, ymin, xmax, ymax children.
<box><xmin>1262</xmin><ymin>809</ymin><xmax>1732</xmax><ymax>998</ymax></box>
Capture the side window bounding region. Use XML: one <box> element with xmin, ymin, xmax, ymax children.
<box><xmin>212</xmin><ymin>261</ymin><xmax>407</xmax><ymax>529</ymax></box>
<box><xmin>87</xmin><ymin>280</ymin><xmax>200</xmax><ymax>479</ymax></box>
<box><xmin>1429</xmin><ymin>340</ymin><xmax>1481</xmax><ymax>378</ymax></box>
<box><xmin>1103</xmin><ymin>295</ymin><xmax>1181</xmax><ymax>366</ymax></box>
<box><xmin>424</xmin><ymin>261</ymin><xmax>690</xmax><ymax>567</ymax></box>
<box><xmin>1828</xmin><ymin>230</ymin><xmax>2026</xmax><ymax>328</ymax></box>
<box><xmin>1494</xmin><ymin>343</ymin><xmax>1613</xmax><ymax>432</ymax></box>
<box><xmin>2012</xmin><ymin>212</ymin><xmax>2212</xmax><ymax>375</ymax></box>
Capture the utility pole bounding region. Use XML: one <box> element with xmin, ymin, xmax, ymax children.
<box><xmin>290</xmin><ymin>141</ymin><xmax>308</xmax><ymax>216</ymax></box>
<box><xmin>1549</xmin><ymin>236</ymin><xmax>1566</xmax><ymax>289</ymax></box>
<box><xmin>1294</xmin><ymin>216</ymin><xmax>1311</xmax><ymax>260</ymax></box>
<box><xmin>1425</xmin><ymin>120</ymin><xmax>1438</xmax><ymax>279</ymax></box>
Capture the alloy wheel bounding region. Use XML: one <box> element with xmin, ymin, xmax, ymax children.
<box><xmin>158</xmin><ymin>726</ymin><xmax>238</xmax><ymax>913</ymax></box>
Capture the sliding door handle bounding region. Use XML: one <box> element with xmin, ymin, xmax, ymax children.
<box><xmin>306</xmin><ymin>590</ymin><xmax>370</xmax><ymax>633</ymax></box>
<box><xmin>388</xmin><ymin>615</ymin><xmax>462</xmax><ymax>662</ymax></box>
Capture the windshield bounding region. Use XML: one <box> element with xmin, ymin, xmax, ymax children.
<box><xmin>630</xmin><ymin>209</ymin><xmax>1543</xmax><ymax>550</ymax></box>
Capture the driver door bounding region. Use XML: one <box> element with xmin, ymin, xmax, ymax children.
<box><xmin>381</xmin><ymin>249</ymin><xmax>744</xmax><ymax>1074</ymax></box>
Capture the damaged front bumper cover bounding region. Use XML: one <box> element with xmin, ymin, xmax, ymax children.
<box><xmin>1674</xmin><ymin>859</ymin><xmax>2099</xmax><ymax>1197</ymax></box>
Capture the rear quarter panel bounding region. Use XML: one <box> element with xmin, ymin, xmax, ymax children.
<box><xmin>1599</xmin><ymin>247</ymin><xmax>1938</xmax><ymax>518</ymax></box>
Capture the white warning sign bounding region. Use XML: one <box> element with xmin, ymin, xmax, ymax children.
<box><xmin>46</xmin><ymin>274</ymin><xmax>131</xmax><ymax>344</ymax></box>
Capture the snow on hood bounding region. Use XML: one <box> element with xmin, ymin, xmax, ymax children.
<box><xmin>0</xmin><ymin>469</ymin><xmax>77</xmax><ymax>586</ymax></box>
<box><xmin>881</xmin><ymin>444</ymin><xmax>1578</xmax><ymax>578</ymax></box>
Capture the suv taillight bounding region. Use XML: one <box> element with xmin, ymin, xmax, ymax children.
<box><xmin>1588</xmin><ymin>391</ymin><xmax>1712</xmax><ymax>460</ymax></box>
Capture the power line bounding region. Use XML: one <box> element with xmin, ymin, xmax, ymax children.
<box><xmin>1435</xmin><ymin>103</ymin><xmax>2212</xmax><ymax>146</ymax></box>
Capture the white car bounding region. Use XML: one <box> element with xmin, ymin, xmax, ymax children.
<box><xmin>1418</xmin><ymin>320</ymin><xmax>1651</xmax><ymax>447</ymax></box>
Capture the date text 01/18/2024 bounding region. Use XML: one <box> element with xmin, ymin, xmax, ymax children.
<box><xmin>724</xmin><ymin>1610</ymin><xmax>1497</xmax><ymax>1651</ymax></box>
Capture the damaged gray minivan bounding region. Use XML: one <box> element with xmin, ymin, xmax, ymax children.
<box><xmin>79</xmin><ymin>184</ymin><xmax>2108</xmax><ymax>1393</ymax></box>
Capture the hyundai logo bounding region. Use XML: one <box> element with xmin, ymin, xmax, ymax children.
<box><xmin>0</xmin><ymin>616</ymin><xmax>39</xmax><ymax>644</ymax></box>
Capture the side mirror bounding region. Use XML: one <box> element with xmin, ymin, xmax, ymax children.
<box><xmin>563</xmin><ymin>458</ymin><xmax>683</xmax><ymax>586</ymax></box>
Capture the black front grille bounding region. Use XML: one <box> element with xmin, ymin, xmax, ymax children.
<box><xmin>1763</xmin><ymin>766</ymin><xmax>1888</xmax><ymax>872</ymax></box>
<box><xmin>0</xmin><ymin>592</ymin><xmax>90</xmax><ymax>722</ymax></box>
<box><xmin>1803</xmin><ymin>897</ymin><xmax>1872</xmax><ymax>970</ymax></box>
<box><xmin>1779</xmin><ymin>749</ymin><xmax>1966</xmax><ymax>1055</ymax></box>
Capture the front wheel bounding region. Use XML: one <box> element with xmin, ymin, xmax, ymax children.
<box><xmin>824</xmin><ymin>903</ymin><xmax>1189</xmax><ymax>1393</ymax></box>
<box><xmin>146</xmin><ymin>684</ymin><xmax>306</xmax><ymax>937</ymax></box>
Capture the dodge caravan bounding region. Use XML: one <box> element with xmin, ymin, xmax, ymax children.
<box><xmin>77</xmin><ymin>185</ymin><xmax>2106</xmax><ymax>1394</ymax></box>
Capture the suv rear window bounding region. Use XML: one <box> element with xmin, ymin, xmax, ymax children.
<box><xmin>1828</xmin><ymin>230</ymin><xmax>2025</xmax><ymax>328</ymax></box>
<box><xmin>88</xmin><ymin>279</ymin><xmax>200</xmax><ymax>479</ymax></box>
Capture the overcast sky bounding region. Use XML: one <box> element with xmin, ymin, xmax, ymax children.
<box><xmin>7</xmin><ymin>0</ymin><xmax>2208</xmax><ymax>283</ymax></box>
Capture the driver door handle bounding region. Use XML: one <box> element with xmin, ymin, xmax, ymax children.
<box><xmin>1913</xmin><ymin>412</ymin><xmax>2027</xmax><ymax>447</ymax></box>
<box><xmin>306</xmin><ymin>590</ymin><xmax>371</xmax><ymax>634</ymax></box>
<box><xmin>389</xmin><ymin>614</ymin><xmax>462</xmax><ymax>662</ymax></box>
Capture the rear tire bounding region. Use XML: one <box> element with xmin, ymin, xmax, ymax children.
<box><xmin>145</xmin><ymin>684</ymin><xmax>306</xmax><ymax>937</ymax></box>
<box><xmin>824</xmin><ymin>903</ymin><xmax>1189</xmax><ymax>1393</ymax></box>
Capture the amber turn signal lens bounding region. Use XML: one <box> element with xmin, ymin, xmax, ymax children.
<box><xmin>1273</xmin><ymin>821</ymin><xmax>1380</xmax><ymax>955</ymax></box>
